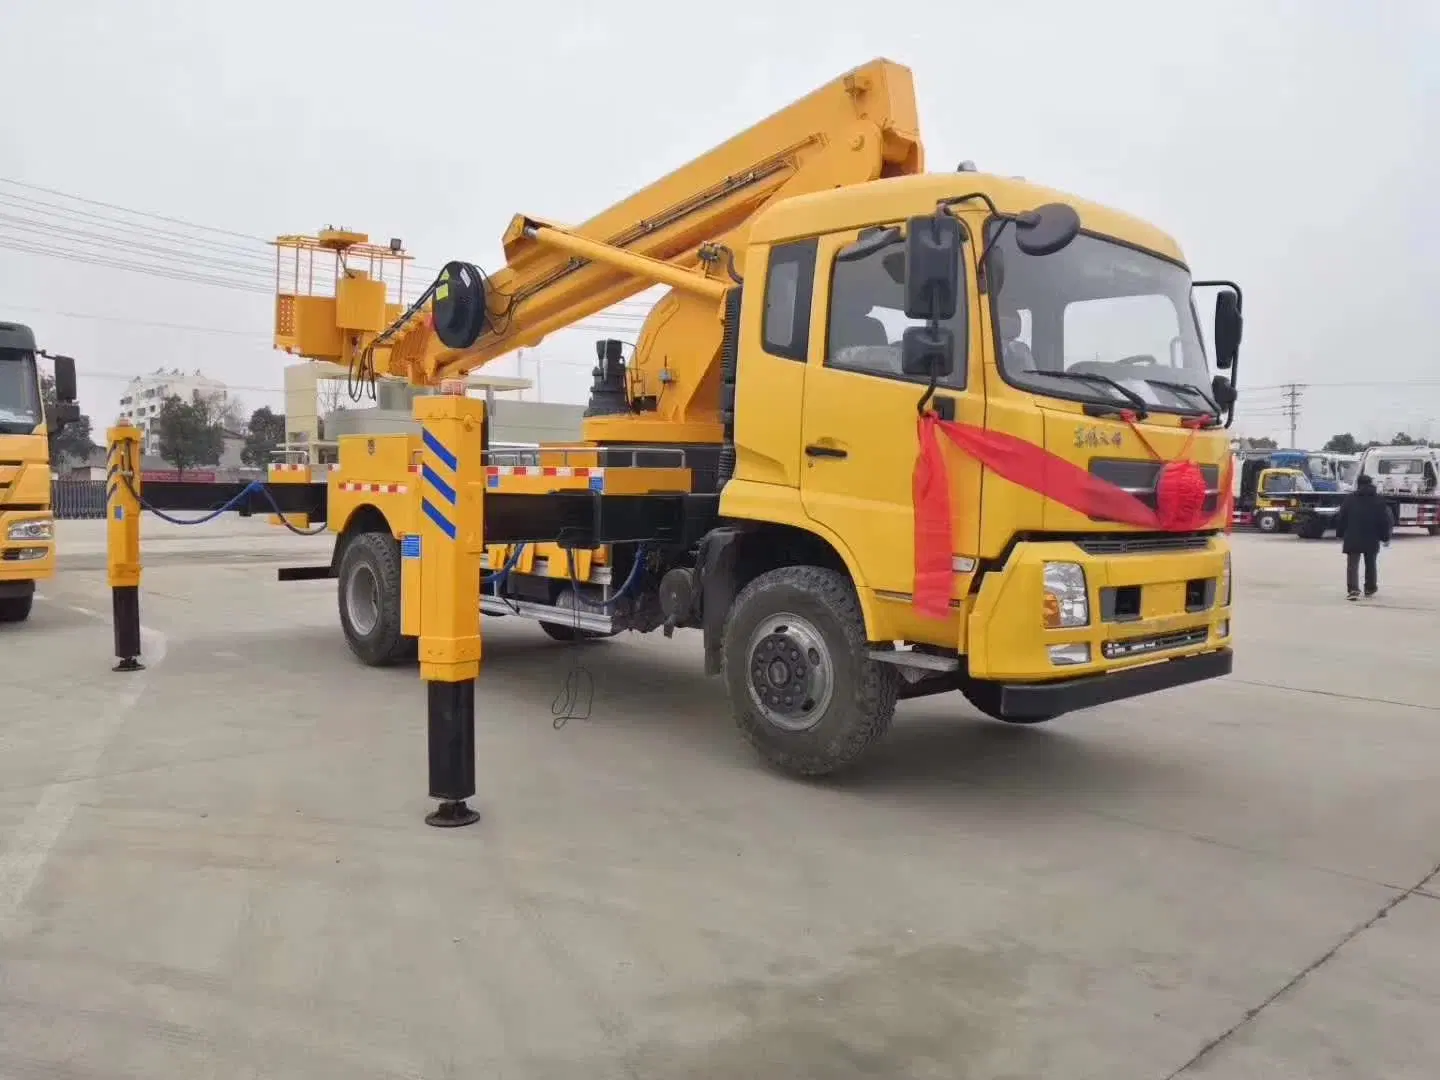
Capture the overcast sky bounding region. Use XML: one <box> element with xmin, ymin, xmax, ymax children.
<box><xmin>2</xmin><ymin>0</ymin><xmax>1436</xmax><ymax>447</ymax></box>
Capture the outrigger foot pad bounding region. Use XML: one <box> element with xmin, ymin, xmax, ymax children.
<box><xmin>425</xmin><ymin>800</ymin><xmax>481</xmax><ymax>828</ymax></box>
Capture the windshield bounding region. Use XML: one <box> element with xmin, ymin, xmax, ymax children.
<box><xmin>1262</xmin><ymin>472</ymin><xmax>1311</xmax><ymax>494</ymax></box>
<box><xmin>989</xmin><ymin>224</ymin><xmax>1213</xmax><ymax>415</ymax></box>
<box><xmin>0</xmin><ymin>348</ymin><xmax>42</xmax><ymax>434</ymax></box>
<box><xmin>1375</xmin><ymin>457</ymin><xmax>1426</xmax><ymax>475</ymax></box>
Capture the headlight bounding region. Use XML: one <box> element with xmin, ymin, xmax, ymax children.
<box><xmin>6</xmin><ymin>518</ymin><xmax>53</xmax><ymax>542</ymax></box>
<box><xmin>1218</xmin><ymin>552</ymin><xmax>1232</xmax><ymax>607</ymax></box>
<box><xmin>1042</xmin><ymin>561</ymin><xmax>1089</xmax><ymax>628</ymax></box>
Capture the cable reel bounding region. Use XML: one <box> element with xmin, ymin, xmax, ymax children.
<box><xmin>430</xmin><ymin>260</ymin><xmax>490</xmax><ymax>349</ymax></box>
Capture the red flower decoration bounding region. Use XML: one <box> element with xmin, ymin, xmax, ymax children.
<box><xmin>1155</xmin><ymin>459</ymin><xmax>1208</xmax><ymax>530</ymax></box>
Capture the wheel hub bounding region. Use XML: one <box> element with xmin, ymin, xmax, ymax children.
<box><xmin>346</xmin><ymin>564</ymin><xmax>380</xmax><ymax>636</ymax></box>
<box><xmin>746</xmin><ymin>615</ymin><xmax>833</xmax><ymax>732</ymax></box>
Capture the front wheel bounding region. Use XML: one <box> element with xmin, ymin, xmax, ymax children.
<box><xmin>1256</xmin><ymin>511</ymin><xmax>1280</xmax><ymax>534</ymax></box>
<box><xmin>0</xmin><ymin>595</ymin><xmax>33</xmax><ymax>623</ymax></box>
<box><xmin>722</xmin><ymin>565</ymin><xmax>898</xmax><ymax>778</ymax></box>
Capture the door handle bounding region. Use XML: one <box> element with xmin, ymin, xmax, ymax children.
<box><xmin>804</xmin><ymin>444</ymin><xmax>848</xmax><ymax>459</ymax></box>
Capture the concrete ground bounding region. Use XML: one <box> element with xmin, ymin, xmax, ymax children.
<box><xmin>2</xmin><ymin>517</ymin><xmax>1438</xmax><ymax>1079</ymax></box>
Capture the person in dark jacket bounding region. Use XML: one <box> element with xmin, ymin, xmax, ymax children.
<box><xmin>1334</xmin><ymin>473</ymin><xmax>1392</xmax><ymax>599</ymax></box>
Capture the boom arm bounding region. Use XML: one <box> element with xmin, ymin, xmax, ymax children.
<box><xmin>274</xmin><ymin>59</ymin><xmax>923</xmax><ymax>439</ymax></box>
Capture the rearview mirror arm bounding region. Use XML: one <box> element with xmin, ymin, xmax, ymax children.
<box><xmin>936</xmin><ymin>193</ymin><xmax>1007</xmax><ymax>294</ymax></box>
<box><xmin>916</xmin><ymin>370</ymin><xmax>939</xmax><ymax>416</ymax></box>
<box><xmin>1193</xmin><ymin>280</ymin><xmax>1243</xmax><ymax>428</ymax></box>
<box><xmin>1192</xmin><ymin>280</ymin><xmax>1244</xmax><ymax>310</ymax></box>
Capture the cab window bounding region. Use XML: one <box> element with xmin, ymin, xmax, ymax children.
<box><xmin>825</xmin><ymin>228</ymin><xmax>967</xmax><ymax>389</ymax></box>
<box><xmin>761</xmin><ymin>239</ymin><xmax>817</xmax><ymax>362</ymax></box>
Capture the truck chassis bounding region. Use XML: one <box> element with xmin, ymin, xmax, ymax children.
<box><xmin>126</xmin><ymin>445</ymin><xmax>1232</xmax><ymax>783</ymax></box>
<box><xmin>1290</xmin><ymin>490</ymin><xmax>1440</xmax><ymax>539</ymax></box>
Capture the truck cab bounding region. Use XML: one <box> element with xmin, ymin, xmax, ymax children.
<box><xmin>734</xmin><ymin>173</ymin><xmax>1236</xmax><ymax>702</ymax></box>
<box><xmin>1359</xmin><ymin>445</ymin><xmax>1440</xmax><ymax>497</ymax></box>
<box><xmin>1334</xmin><ymin>454</ymin><xmax>1361</xmax><ymax>491</ymax></box>
<box><xmin>1267</xmin><ymin>448</ymin><xmax>1339</xmax><ymax>492</ymax></box>
<box><xmin>1234</xmin><ymin>457</ymin><xmax>1310</xmax><ymax>532</ymax></box>
<box><xmin>0</xmin><ymin>323</ymin><xmax>78</xmax><ymax>623</ymax></box>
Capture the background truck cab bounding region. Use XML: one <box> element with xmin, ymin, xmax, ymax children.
<box><xmin>0</xmin><ymin>322</ymin><xmax>79</xmax><ymax>623</ymax></box>
<box><xmin>1233</xmin><ymin>457</ymin><xmax>1310</xmax><ymax>533</ymax></box>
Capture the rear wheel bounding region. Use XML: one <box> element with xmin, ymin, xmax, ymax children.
<box><xmin>537</xmin><ymin>584</ymin><xmax>617</xmax><ymax>642</ymax></box>
<box><xmin>722</xmin><ymin>565</ymin><xmax>898</xmax><ymax>778</ymax></box>
<box><xmin>337</xmin><ymin>531</ymin><xmax>416</xmax><ymax>666</ymax></box>
<box><xmin>0</xmin><ymin>595</ymin><xmax>33</xmax><ymax>623</ymax></box>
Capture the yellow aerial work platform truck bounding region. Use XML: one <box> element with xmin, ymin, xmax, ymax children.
<box><xmin>108</xmin><ymin>59</ymin><xmax>1242</xmax><ymax>825</ymax></box>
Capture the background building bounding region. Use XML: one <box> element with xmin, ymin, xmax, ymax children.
<box><xmin>117</xmin><ymin>368</ymin><xmax>231</xmax><ymax>453</ymax></box>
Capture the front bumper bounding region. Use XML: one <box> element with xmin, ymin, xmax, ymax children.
<box><xmin>965</xmin><ymin>536</ymin><xmax>1231</xmax><ymax>683</ymax></box>
<box><xmin>986</xmin><ymin>647</ymin><xmax>1233</xmax><ymax>720</ymax></box>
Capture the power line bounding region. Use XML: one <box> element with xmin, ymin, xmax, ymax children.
<box><xmin>3</xmin><ymin>304</ymin><xmax>269</xmax><ymax>338</ymax></box>
<box><xmin>3</xmin><ymin>229</ymin><xmax>648</xmax><ymax>332</ymax></box>
<box><xmin>0</xmin><ymin>173</ymin><xmax>657</xmax><ymax>324</ymax></box>
<box><xmin>0</xmin><ymin>176</ymin><xmax>268</xmax><ymax>242</ymax></box>
<box><xmin>1248</xmin><ymin>378</ymin><xmax>1440</xmax><ymax>391</ymax></box>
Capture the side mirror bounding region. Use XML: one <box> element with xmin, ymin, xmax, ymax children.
<box><xmin>901</xmin><ymin>325</ymin><xmax>955</xmax><ymax>379</ymax></box>
<box><xmin>903</xmin><ymin>213</ymin><xmax>961</xmax><ymax>321</ymax></box>
<box><xmin>1210</xmin><ymin>374</ymin><xmax>1237</xmax><ymax>409</ymax></box>
<box><xmin>50</xmin><ymin>353</ymin><xmax>78</xmax><ymax>402</ymax></box>
<box><xmin>53</xmin><ymin>401</ymin><xmax>81</xmax><ymax>429</ymax></box>
<box><xmin>1213</xmin><ymin>289</ymin><xmax>1242</xmax><ymax>370</ymax></box>
<box><xmin>1014</xmin><ymin>203</ymin><xmax>1081</xmax><ymax>256</ymax></box>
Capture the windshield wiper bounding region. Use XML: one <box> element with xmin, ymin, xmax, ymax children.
<box><xmin>1139</xmin><ymin>377</ymin><xmax>1220</xmax><ymax>419</ymax></box>
<box><xmin>1020</xmin><ymin>368</ymin><xmax>1149</xmax><ymax>419</ymax></box>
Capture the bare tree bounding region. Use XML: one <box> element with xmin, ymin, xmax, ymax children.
<box><xmin>316</xmin><ymin>378</ymin><xmax>346</xmax><ymax>419</ymax></box>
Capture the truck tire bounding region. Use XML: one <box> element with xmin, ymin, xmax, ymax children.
<box><xmin>722</xmin><ymin>565</ymin><xmax>898</xmax><ymax>778</ymax></box>
<box><xmin>1256</xmin><ymin>511</ymin><xmax>1280</xmax><ymax>533</ymax></box>
<box><xmin>1296</xmin><ymin>518</ymin><xmax>1325</xmax><ymax>540</ymax></box>
<box><xmin>1429</xmin><ymin>525</ymin><xmax>1440</xmax><ymax>537</ymax></box>
<box><xmin>0</xmin><ymin>595</ymin><xmax>33</xmax><ymax>623</ymax></box>
<box><xmin>337</xmin><ymin>531</ymin><xmax>417</xmax><ymax>666</ymax></box>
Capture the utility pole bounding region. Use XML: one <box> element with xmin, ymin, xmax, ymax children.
<box><xmin>1281</xmin><ymin>383</ymin><xmax>1305</xmax><ymax>447</ymax></box>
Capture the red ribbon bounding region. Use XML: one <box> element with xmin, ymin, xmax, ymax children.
<box><xmin>913</xmin><ymin>411</ymin><xmax>1234</xmax><ymax>620</ymax></box>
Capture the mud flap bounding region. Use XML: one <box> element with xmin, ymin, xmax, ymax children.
<box><xmin>697</xmin><ymin>526</ymin><xmax>742</xmax><ymax>676</ymax></box>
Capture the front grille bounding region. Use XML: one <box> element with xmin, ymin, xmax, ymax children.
<box><xmin>1089</xmin><ymin>458</ymin><xmax>1221</xmax><ymax>514</ymax></box>
<box><xmin>1101</xmin><ymin>626</ymin><xmax>1208</xmax><ymax>660</ymax></box>
<box><xmin>1076</xmin><ymin>535</ymin><xmax>1211</xmax><ymax>556</ymax></box>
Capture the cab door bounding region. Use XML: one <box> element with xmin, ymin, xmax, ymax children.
<box><xmin>799</xmin><ymin>225</ymin><xmax>984</xmax><ymax>600</ymax></box>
